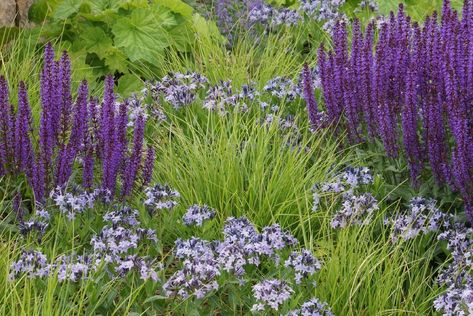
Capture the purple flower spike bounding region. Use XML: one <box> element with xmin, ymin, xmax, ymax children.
<box><xmin>122</xmin><ymin>115</ymin><xmax>145</xmax><ymax>197</ymax></box>
<box><xmin>58</xmin><ymin>51</ymin><xmax>72</xmax><ymax>145</ymax></box>
<box><xmin>0</xmin><ymin>45</ymin><xmax>151</xmax><ymax>203</ymax></box>
<box><xmin>142</xmin><ymin>146</ymin><xmax>155</xmax><ymax>187</ymax></box>
<box><xmin>302</xmin><ymin>63</ymin><xmax>322</xmax><ymax>130</ymax></box>
<box><xmin>39</xmin><ymin>43</ymin><xmax>55</xmax><ymax>174</ymax></box>
<box><xmin>402</xmin><ymin>66</ymin><xmax>422</xmax><ymax>185</ymax></box>
<box><xmin>101</xmin><ymin>76</ymin><xmax>116</xmax><ymax>192</ymax></box>
<box><xmin>0</xmin><ymin>76</ymin><xmax>14</xmax><ymax>175</ymax></box>
<box><xmin>16</xmin><ymin>82</ymin><xmax>34</xmax><ymax>177</ymax></box>
<box><xmin>56</xmin><ymin>81</ymin><xmax>89</xmax><ymax>186</ymax></box>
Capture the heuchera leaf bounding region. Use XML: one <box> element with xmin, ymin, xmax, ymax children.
<box><xmin>54</xmin><ymin>0</ymin><xmax>83</xmax><ymax>20</ymax></box>
<box><xmin>77</xmin><ymin>26</ymin><xmax>114</xmax><ymax>59</ymax></box>
<box><xmin>118</xmin><ymin>0</ymin><xmax>149</xmax><ymax>10</ymax></box>
<box><xmin>155</xmin><ymin>0</ymin><xmax>193</xmax><ymax>17</ymax></box>
<box><xmin>87</xmin><ymin>0</ymin><xmax>122</xmax><ymax>13</ymax></box>
<box><xmin>192</xmin><ymin>14</ymin><xmax>225</xmax><ymax>43</ymax></box>
<box><xmin>151</xmin><ymin>7</ymin><xmax>178</xmax><ymax>28</ymax></box>
<box><xmin>112</xmin><ymin>8</ymin><xmax>167</xmax><ymax>63</ymax></box>
<box><xmin>103</xmin><ymin>47</ymin><xmax>129</xmax><ymax>73</ymax></box>
<box><xmin>167</xmin><ymin>23</ymin><xmax>194</xmax><ymax>52</ymax></box>
<box><xmin>117</xmin><ymin>73</ymin><xmax>143</xmax><ymax>96</ymax></box>
<box><xmin>69</xmin><ymin>51</ymin><xmax>97</xmax><ymax>83</ymax></box>
<box><xmin>28</xmin><ymin>0</ymin><xmax>53</xmax><ymax>23</ymax></box>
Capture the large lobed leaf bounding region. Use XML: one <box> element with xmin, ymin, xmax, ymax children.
<box><xmin>112</xmin><ymin>8</ymin><xmax>168</xmax><ymax>64</ymax></box>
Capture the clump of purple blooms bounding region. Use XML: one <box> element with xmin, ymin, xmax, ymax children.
<box><xmin>317</xmin><ymin>1</ymin><xmax>473</xmax><ymax>222</ymax></box>
<box><xmin>90</xmin><ymin>206</ymin><xmax>158</xmax><ymax>260</ymax></box>
<box><xmin>144</xmin><ymin>183</ymin><xmax>180</xmax><ymax>215</ymax></box>
<box><xmin>387</xmin><ymin>197</ymin><xmax>452</xmax><ymax>243</ymax></box>
<box><xmin>0</xmin><ymin>44</ymin><xmax>155</xmax><ymax>203</ymax></box>
<box><xmin>164</xmin><ymin>215</ymin><xmax>323</xmax><ymax>310</ymax></box>
<box><xmin>149</xmin><ymin>72</ymin><xmax>208</xmax><ymax>109</ymax></box>
<box><xmin>163</xmin><ymin>237</ymin><xmax>220</xmax><ymax>298</ymax></box>
<box><xmin>11</xmin><ymin>204</ymin><xmax>160</xmax><ymax>283</ymax></box>
<box><xmin>284</xmin><ymin>249</ymin><xmax>321</xmax><ymax>284</ymax></box>
<box><xmin>331</xmin><ymin>192</ymin><xmax>379</xmax><ymax>228</ymax></box>
<box><xmin>182</xmin><ymin>204</ymin><xmax>216</xmax><ymax>226</ymax></box>
<box><xmin>85</xmin><ymin>205</ymin><xmax>160</xmax><ymax>281</ymax></box>
<box><xmin>434</xmin><ymin>225</ymin><xmax>473</xmax><ymax>315</ymax></box>
<box><xmin>286</xmin><ymin>297</ymin><xmax>334</xmax><ymax>316</ymax></box>
<box><xmin>251</xmin><ymin>279</ymin><xmax>294</xmax><ymax>312</ymax></box>
<box><xmin>312</xmin><ymin>166</ymin><xmax>378</xmax><ymax>227</ymax></box>
<box><xmin>50</xmin><ymin>186</ymin><xmax>111</xmax><ymax>220</ymax></box>
<box><xmin>9</xmin><ymin>250</ymin><xmax>50</xmax><ymax>280</ymax></box>
<box><xmin>146</xmin><ymin>68</ymin><xmax>325</xmax><ymax>138</ymax></box>
<box><xmin>215</xmin><ymin>0</ymin><xmax>347</xmax><ymax>41</ymax></box>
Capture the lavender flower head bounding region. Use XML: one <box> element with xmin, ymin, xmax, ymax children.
<box><xmin>55</xmin><ymin>254</ymin><xmax>96</xmax><ymax>282</ymax></box>
<box><xmin>251</xmin><ymin>224</ymin><xmax>298</xmax><ymax>264</ymax></box>
<box><xmin>433</xmin><ymin>283</ymin><xmax>473</xmax><ymax>316</ymax></box>
<box><xmin>103</xmin><ymin>206</ymin><xmax>140</xmax><ymax>227</ymax></box>
<box><xmin>182</xmin><ymin>204</ymin><xmax>216</xmax><ymax>226</ymax></box>
<box><xmin>49</xmin><ymin>187</ymin><xmax>108</xmax><ymax>220</ymax></box>
<box><xmin>387</xmin><ymin>197</ymin><xmax>451</xmax><ymax>243</ymax></box>
<box><xmin>144</xmin><ymin>184</ymin><xmax>180</xmax><ymax>215</ymax></box>
<box><xmin>286</xmin><ymin>298</ymin><xmax>334</xmax><ymax>316</ymax></box>
<box><xmin>164</xmin><ymin>237</ymin><xmax>220</xmax><ymax>299</ymax></box>
<box><xmin>263</xmin><ymin>76</ymin><xmax>301</xmax><ymax>102</ymax></box>
<box><xmin>151</xmin><ymin>72</ymin><xmax>208</xmax><ymax>109</ymax></box>
<box><xmin>10</xmin><ymin>250</ymin><xmax>50</xmax><ymax>280</ymax></box>
<box><xmin>284</xmin><ymin>249</ymin><xmax>321</xmax><ymax>284</ymax></box>
<box><xmin>251</xmin><ymin>279</ymin><xmax>294</xmax><ymax>312</ymax></box>
<box><xmin>331</xmin><ymin>192</ymin><xmax>379</xmax><ymax>228</ymax></box>
<box><xmin>342</xmin><ymin>166</ymin><xmax>374</xmax><ymax>188</ymax></box>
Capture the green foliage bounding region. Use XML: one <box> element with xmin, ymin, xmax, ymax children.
<box><xmin>28</xmin><ymin>0</ymin><xmax>206</xmax><ymax>94</ymax></box>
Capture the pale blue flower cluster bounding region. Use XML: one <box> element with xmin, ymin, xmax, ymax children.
<box><xmin>286</xmin><ymin>297</ymin><xmax>334</xmax><ymax>316</ymax></box>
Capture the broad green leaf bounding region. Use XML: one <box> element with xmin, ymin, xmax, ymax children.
<box><xmin>76</xmin><ymin>26</ymin><xmax>113</xmax><ymax>59</ymax></box>
<box><xmin>155</xmin><ymin>0</ymin><xmax>193</xmax><ymax>17</ymax></box>
<box><xmin>54</xmin><ymin>0</ymin><xmax>84</xmax><ymax>19</ymax></box>
<box><xmin>87</xmin><ymin>0</ymin><xmax>122</xmax><ymax>13</ymax></box>
<box><xmin>152</xmin><ymin>7</ymin><xmax>178</xmax><ymax>28</ymax></box>
<box><xmin>112</xmin><ymin>8</ymin><xmax>167</xmax><ymax>63</ymax></box>
<box><xmin>69</xmin><ymin>52</ymin><xmax>97</xmax><ymax>83</ymax></box>
<box><xmin>119</xmin><ymin>0</ymin><xmax>149</xmax><ymax>10</ymax></box>
<box><xmin>28</xmin><ymin>0</ymin><xmax>51</xmax><ymax>23</ymax></box>
<box><xmin>103</xmin><ymin>47</ymin><xmax>129</xmax><ymax>73</ymax></box>
<box><xmin>167</xmin><ymin>22</ymin><xmax>194</xmax><ymax>52</ymax></box>
<box><xmin>192</xmin><ymin>14</ymin><xmax>224</xmax><ymax>43</ymax></box>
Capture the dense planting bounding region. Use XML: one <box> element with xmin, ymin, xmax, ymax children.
<box><xmin>0</xmin><ymin>0</ymin><xmax>472</xmax><ymax>315</ymax></box>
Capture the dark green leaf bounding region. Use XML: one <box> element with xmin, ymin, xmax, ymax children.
<box><xmin>87</xmin><ymin>0</ymin><xmax>122</xmax><ymax>13</ymax></box>
<box><xmin>54</xmin><ymin>0</ymin><xmax>84</xmax><ymax>20</ymax></box>
<box><xmin>112</xmin><ymin>8</ymin><xmax>167</xmax><ymax>63</ymax></box>
<box><xmin>155</xmin><ymin>0</ymin><xmax>193</xmax><ymax>17</ymax></box>
<box><xmin>103</xmin><ymin>47</ymin><xmax>129</xmax><ymax>73</ymax></box>
<box><xmin>117</xmin><ymin>74</ymin><xmax>143</xmax><ymax>97</ymax></box>
<box><xmin>28</xmin><ymin>0</ymin><xmax>50</xmax><ymax>23</ymax></box>
<box><xmin>77</xmin><ymin>26</ymin><xmax>113</xmax><ymax>59</ymax></box>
